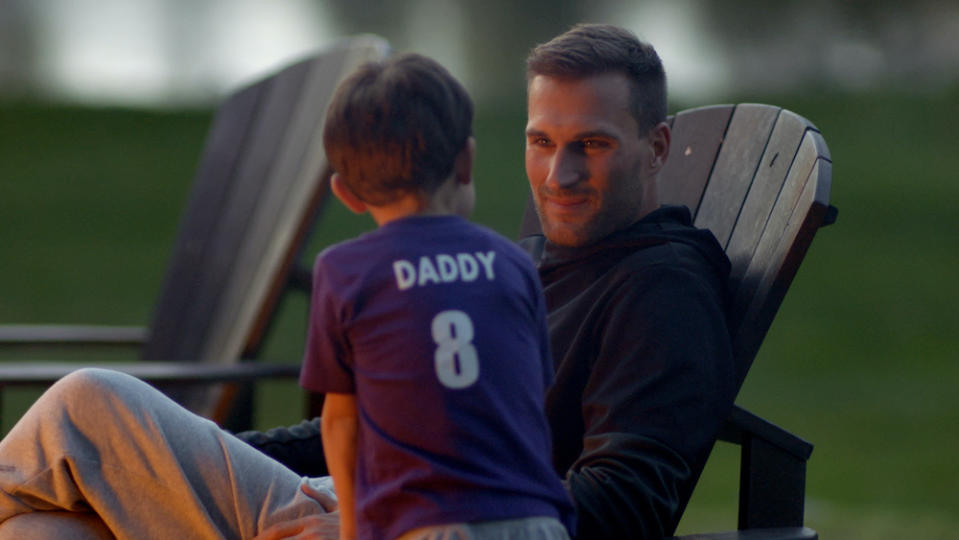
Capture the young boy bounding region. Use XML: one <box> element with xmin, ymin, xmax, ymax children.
<box><xmin>299</xmin><ymin>53</ymin><xmax>576</xmax><ymax>540</ymax></box>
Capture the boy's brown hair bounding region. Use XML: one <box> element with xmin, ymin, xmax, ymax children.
<box><xmin>323</xmin><ymin>53</ymin><xmax>474</xmax><ymax>205</ymax></box>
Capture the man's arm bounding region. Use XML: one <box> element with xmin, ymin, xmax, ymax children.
<box><xmin>253</xmin><ymin>482</ymin><xmax>340</xmax><ymax>540</ymax></box>
<box><xmin>234</xmin><ymin>418</ymin><xmax>328</xmax><ymax>477</ymax></box>
<box><xmin>565</xmin><ymin>267</ymin><xmax>736</xmax><ymax>538</ymax></box>
<box><xmin>321</xmin><ymin>393</ymin><xmax>359</xmax><ymax>540</ymax></box>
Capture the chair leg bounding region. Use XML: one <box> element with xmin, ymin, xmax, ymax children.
<box><xmin>739</xmin><ymin>436</ymin><xmax>807</xmax><ymax>529</ymax></box>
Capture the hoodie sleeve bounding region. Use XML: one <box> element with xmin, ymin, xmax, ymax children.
<box><xmin>565</xmin><ymin>262</ymin><xmax>736</xmax><ymax>538</ymax></box>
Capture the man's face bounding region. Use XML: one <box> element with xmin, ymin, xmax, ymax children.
<box><xmin>525</xmin><ymin>72</ymin><xmax>665</xmax><ymax>247</ymax></box>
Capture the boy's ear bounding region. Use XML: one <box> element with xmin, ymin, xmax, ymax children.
<box><xmin>454</xmin><ymin>136</ymin><xmax>476</xmax><ymax>185</ymax></box>
<box><xmin>330</xmin><ymin>173</ymin><xmax>368</xmax><ymax>214</ymax></box>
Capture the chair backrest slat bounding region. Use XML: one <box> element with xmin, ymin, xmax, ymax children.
<box><xmin>140</xmin><ymin>37</ymin><xmax>390</xmax><ymax>413</ymax></box>
<box><xmin>693</xmin><ymin>104</ymin><xmax>780</xmax><ymax>246</ymax></box>
<box><xmin>201</xmin><ymin>40</ymin><xmax>389</xmax><ymax>368</ymax></box>
<box><xmin>171</xmin><ymin>57</ymin><xmax>314</xmax><ymax>363</ymax></box>
<box><xmin>725</xmin><ymin>109</ymin><xmax>812</xmax><ymax>288</ymax></box>
<box><xmin>143</xmin><ymin>81</ymin><xmax>268</xmax><ymax>362</ymax></box>
<box><xmin>199</xmin><ymin>49</ymin><xmax>351</xmax><ymax>366</ymax></box>
<box><xmin>731</xmin><ymin>132</ymin><xmax>831</xmax><ymax>377</ymax></box>
<box><xmin>659</xmin><ymin>104</ymin><xmax>734</xmax><ymax>215</ymax></box>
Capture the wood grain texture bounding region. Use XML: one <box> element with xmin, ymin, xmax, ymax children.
<box><xmin>659</xmin><ymin>104</ymin><xmax>735</xmax><ymax>215</ymax></box>
<box><xmin>725</xmin><ymin>110</ymin><xmax>813</xmax><ymax>289</ymax></box>
<box><xmin>694</xmin><ymin>104</ymin><xmax>780</xmax><ymax>246</ymax></box>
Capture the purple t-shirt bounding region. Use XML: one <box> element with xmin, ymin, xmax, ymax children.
<box><xmin>300</xmin><ymin>215</ymin><xmax>575</xmax><ymax>540</ymax></box>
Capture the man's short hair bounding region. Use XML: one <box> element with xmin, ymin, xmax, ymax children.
<box><xmin>526</xmin><ymin>23</ymin><xmax>667</xmax><ymax>133</ymax></box>
<box><xmin>323</xmin><ymin>53</ymin><xmax>473</xmax><ymax>205</ymax></box>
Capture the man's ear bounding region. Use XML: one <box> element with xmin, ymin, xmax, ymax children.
<box><xmin>648</xmin><ymin>121</ymin><xmax>671</xmax><ymax>173</ymax></box>
<box><xmin>453</xmin><ymin>136</ymin><xmax>476</xmax><ymax>185</ymax></box>
<box><xmin>330</xmin><ymin>173</ymin><xmax>368</xmax><ymax>214</ymax></box>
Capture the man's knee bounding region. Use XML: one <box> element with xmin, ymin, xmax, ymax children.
<box><xmin>46</xmin><ymin>368</ymin><xmax>138</xmax><ymax>417</ymax></box>
<box><xmin>53</xmin><ymin>366</ymin><xmax>121</xmax><ymax>394</ymax></box>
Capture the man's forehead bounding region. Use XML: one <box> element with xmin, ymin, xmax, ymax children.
<box><xmin>526</xmin><ymin>73</ymin><xmax>636</xmax><ymax>135</ymax></box>
<box><xmin>527</xmin><ymin>72</ymin><xmax>632</xmax><ymax>99</ymax></box>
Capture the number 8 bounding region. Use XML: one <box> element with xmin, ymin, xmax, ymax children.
<box><xmin>431</xmin><ymin>310</ymin><xmax>479</xmax><ymax>389</ymax></box>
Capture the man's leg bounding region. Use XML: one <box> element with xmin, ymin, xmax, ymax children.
<box><xmin>235</xmin><ymin>418</ymin><xmax>328</xmax><ymax>478</ymax></box>
<box><xmin>0</xmin><ymin>511</ymin><xmax>113</xmax><ymax>540</ymax></box>
<box><xmin>0</xmin><ymin>368</ymin><xmax>324</xmax><ymax>538</ymax></box>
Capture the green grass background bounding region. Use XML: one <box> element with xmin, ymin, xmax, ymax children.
<box><xmin>2</xmin><ymin>87</ymin><xmax>958</xmax><ymax>538</ymax></box>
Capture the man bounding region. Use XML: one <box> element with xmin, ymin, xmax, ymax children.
<box><xmin>0</xmin><ymin>24</ymin><xmax>735</xmax><ymax>539</ymax></box>
<box><xmin>519</xmin><ymin>24</ymin><xmax>735</xmax><ymax>537</ymax></box>
<box><xmin>247</xmin><ymin>23</ymin><xmax>736</xmax><ymax>538</ymax></box>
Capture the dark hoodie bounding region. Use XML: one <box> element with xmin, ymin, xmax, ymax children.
<box><xmin>520</xmin><ymin>205</ymin><xmax>736</xmax><ymax>539</ymax></box>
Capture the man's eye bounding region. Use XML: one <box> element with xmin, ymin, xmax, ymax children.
<box><xmin>530</xmin><ymin>137</ymin><xmax>551</xmax><ymax>146</ymax></box>
<box><xmin>583</xmin><ymin>139</ymin><xmax>608</xmax><ymax>149</ymax></box>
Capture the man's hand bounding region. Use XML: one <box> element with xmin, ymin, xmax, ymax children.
<box><xmin>302</xmin><ymin>477</ymin><xmax>339</xmax><ymax>512</ymax></box>
<box><xmin>253</xmin><ymin>481</ymin><xmax>342</xmax><ymax>540</ymax></box>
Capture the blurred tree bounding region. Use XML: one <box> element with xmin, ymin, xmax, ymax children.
<box><xmin>458</xmin><ymin>0</ymin><xmax>584</xmax><ymax>100</ymax></box>
<box><xmin>697</xmin><ymin>0</ymin><xmax>959</xmax><ymax>92</ymax></box>
<box><xmin>1</xmin><ymin>0</ymin><xmax>956</xmax><ymax>103</ymax></box>
<box><xmin>157</xmin><ymin>0</ymin><xmax>218</xmax><ymax>101</ymax></box>
<box><xmin>0</xmin><ymin>0</ymin><xmax>39</xmax><ymax>97</ymax></box>
<box><xmin>323</xmin><ymin>0</ymin><xmax>585</xmax><ymax>100</ymax></box>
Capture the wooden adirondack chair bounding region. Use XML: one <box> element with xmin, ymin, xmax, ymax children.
<box><xmin>520</xmin><ymin>103</ymin><xmax>835</xmax><ymax>540</ymax></box>
<box><xmin>0</xmin><ymin>35</ymin><xmax>391</xmax><ymax>431</ymax></box>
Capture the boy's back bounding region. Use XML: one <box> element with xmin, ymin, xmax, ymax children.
<box><xmin>301</xmin><ymin>214</ymin><xmax>572</xmax><ymax>539</ymax></box>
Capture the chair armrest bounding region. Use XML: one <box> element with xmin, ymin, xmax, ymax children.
<box><xmin>0</xmin><ymin>325</ymin><xmax>148</xmax><ymax>347</ymax></box>
<box><xmin>718</xmin><ymin>405</ymin><xmax>813</xmax><ymax>529</ymax></box>
<box><xmin>669</xmin><ymin>526</ymin><xmax>817</xmax><ymax>540</ymax></box>
<box><xmin>0</xmin><ymin>361</ymin><xmax>299</xmax><ymax>387</ymax></box>
<box><xmin>719</xmin><ymin>405</ymin><xmax>813</xmax><ymax>459</ymax></box>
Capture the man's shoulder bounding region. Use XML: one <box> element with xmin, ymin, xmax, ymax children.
<box><xmin>617</xmin><ymin>235</ymin><xmax>716</xmax><ymax>274</ymax></box>
<box><xmin>614</xmin><ymin>246</ymin><xmax>723</xmax><ymax>304</ymax></box>
<box><xmin>616</xmin><ymin>205</ymin><xmax>730</xmax><ymax>280</ymax></box>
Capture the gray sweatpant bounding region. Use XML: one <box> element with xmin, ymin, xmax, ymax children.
<box><xmin>0</xmin><ymin>368</ymin><xmax>326</xmax><ymax>539</ymax></box>
<box><xmin>396</xmin><ymin>516</ymin><xmax>569</xmax><ymax>540</ymax></box>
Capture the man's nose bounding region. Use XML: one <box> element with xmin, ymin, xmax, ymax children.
<box><xmin>545</xmin><ymin>148</ymin><xmax>585</xmax><ymax>189</ymax></box>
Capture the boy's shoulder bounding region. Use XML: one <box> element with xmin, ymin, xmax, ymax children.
<box><xmin>453</xmin><ymin>219</ymin><xmax>540</xmax><ymax>272</ymax></box>
<box><xmin>315</xmin><ymin>215</ymin><xmax>536</xmax><ymax>276</ymax></box>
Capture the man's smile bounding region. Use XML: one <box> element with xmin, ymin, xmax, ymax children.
<box><xmin>540</xmin><ymin>190</ymin><xmax>593</xmax><ymax>216</ymax></box>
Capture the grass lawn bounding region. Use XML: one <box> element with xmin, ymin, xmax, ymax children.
<box><xmin>2</xmin><ymin>86</ymin><xmax>958</xmax><ymax>538</ymax></box>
